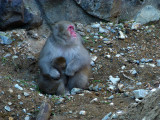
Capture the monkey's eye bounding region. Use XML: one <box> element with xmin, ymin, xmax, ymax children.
<box><xmin>68</xmin><ymin>25</ymin><xmax>74</xmax><ymax>30</ymax></box>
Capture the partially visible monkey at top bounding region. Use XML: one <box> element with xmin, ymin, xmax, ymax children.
<box><xmin>38</xmin><ymin>21</ymin><xmax>91</xmax><ymax>95</ymax></box>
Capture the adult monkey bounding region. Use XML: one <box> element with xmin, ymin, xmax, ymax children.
<box><xmin>38</xmin><ymin>21</ymin><xmax>90</xmax><ymax>94</ymax></box>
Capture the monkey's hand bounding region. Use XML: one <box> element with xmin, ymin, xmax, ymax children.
<box><xmin>65</xmin><ymin>67</ymin><xmax>75</xmax><ymax>76</ymax></box>
<box><xmin>49</xmin><ymin>68</ymin><xmax>60</xmax><ymax>80</ymax></box>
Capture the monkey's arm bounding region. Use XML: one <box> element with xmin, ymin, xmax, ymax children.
<box><xmin>39</xmin><ymin>58</ymin><xmax>60</xmax><ymax>79</ymax></box>
<box><xmin>65</xmin><ymin>52</ymin><xmax>90</xmax><ymax>76</ymax></box>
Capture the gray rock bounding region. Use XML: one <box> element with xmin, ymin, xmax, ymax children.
<box><xmin>0</xmin><ymin>0</ymin><xmax>42</xmax><ymax>30</ymax></box>
<box><xmin>156</xmin><ymin>59</ymin><xmax>160</xmax><ymax>66</ymax></box>
<box><xmin>91</xmin><ymin>23</ymin><xmax>100</xmax><ymax>28</ymax></box>
<box><xmin>133</xmin><ymin>89</ymin><xmax>149</xmax><ymax>99</ymax></box>
<box><xmin>103</xmin><ymin>38</ymin><xmax>109</xmax><ymax>41</ymax></box>
<box><xmin>4</xmin><ymin>106</ymin><xmax>11</xmax><ymax>112</ymax></box>
<box><xmin>109</xmin><ymin>76</ymin><xmax>120</xmax><ymax>85</ymax></box>
<box><xmin>79</xmin><ymin>110</ymin><xmax>86</xmax><ymax>115</ymax></box>
<box><xmin>93</xmin><ymin>36</ymin><xmax>99</xmax><ymax>39</ymax></box>
<box><xmin>99</xmin><ymin>27</ymin><xmax>106</xmax><ymax>33</ymax></box>
<box><xmin>0</xmin><ymin>35</ymin><xmax>13</xmax><ymax>45</ymax></box>
<box><xmin>119</xmin><ymin>31</ymin><xmax>125</xmax><ymax>39</ymax></box>
<box><xmin>108</xmin><ymin>95</ymin><xmax>114</xmax><ymax>100</ymax></box>
<box><xmin>136</xmin><ymin>82</ymin><xmax>142</xmax><ymax>86</ymax></box>
<box><xmin>37</xmin><ymin>0</ymin><xmax>98</xmax><ymax>30</ymax></box>
<box><xmin>55</xmin><ymin>97</ymin><xmax>65</xmax><ymax>104</ymax></box>
<box><xmin>135</xmin><ymin>5</ymin><xmax>160</xmax><ymax>24</ymax></box>
<box><xmin>4</xmin><ymin>53</ymin><xmax>11</xmax><ymax>58</ymax></box>
<box><xmin>15</xmin><ymin>84</ymin><xmax>23</xmax><ymax>90</ymax></box>
<box><xmin>102</xmin><ymin>112</ymin><xmax>112</xmax><ymax>120</ymax></box>
<box><xmin>24</xmin><ymin>92</ymin><xmax>30</xmax><ymax>97</ymax></box>
<box><xmin>24</xmin><ymin>115</ymin><xmax>30</xmax><ymax>120</ymax></box>
<box><xmin>92</xmin><ymin>84</ymin><xmax>99</xmax><ymax>92</ymax></box>
<box><xmin>71</xmin><ymin>88</ymin><xmax>83</xmax><ymax>95</ymax></box>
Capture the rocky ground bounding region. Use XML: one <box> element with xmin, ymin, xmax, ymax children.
<box><xmin>0</xmin><ymin>20</ymin><xmax>160</xmax><ymax>120</ymax></box>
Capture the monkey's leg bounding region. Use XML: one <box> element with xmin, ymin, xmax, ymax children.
<box><xmin>67</xmin><ymin>70</ymin><xmax>89</xmax><ymax>91</ymax></box>
<box><xmin>56</xmin><ymin>81</ymin><xmax>66</xmax><ymax>95</ymax></box>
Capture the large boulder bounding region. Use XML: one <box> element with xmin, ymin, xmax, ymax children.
<box><xmin>75</xmin><ymin>0</ymin><xmax>160</xmax><ymax>24</ymax></box>
<box><xmin>118</xmin><ymin>89</ymin><xmax>160</xmax><ymax>120</ymax></box>
<box><xmin>134</xmin><ymin>5</ymin><xmax>160</xmax><ymax>24</ymax></box>
<box><xmin>35</xmin><ymin>0</ymin><xmax>99</xmax><ymax>28</ymax></box>
<box><xmin>0</xmin><ymin>0</ymin><xmax>42</xmax><ymax>30</ymax></box>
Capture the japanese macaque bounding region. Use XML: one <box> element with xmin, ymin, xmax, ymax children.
<box><xmin>38</xmin><ymin>57</ymin><xmax>67</xmax><ymax>95</ymax></box>
<box><xmin>38</xmin><ymin>21</ymin><xmax>90</xmax><ymax>95</ymax></box>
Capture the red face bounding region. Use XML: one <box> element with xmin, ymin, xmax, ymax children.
<box><xmin>67</xmin><ymin>25</ymin><xmax>77</xmax><ymax>38</ymax></box>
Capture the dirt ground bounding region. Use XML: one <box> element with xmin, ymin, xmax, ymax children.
<box><xmin>0</xmin><ymin>20</ymin><xmax>160</xmax><ymax>120</ymax></box>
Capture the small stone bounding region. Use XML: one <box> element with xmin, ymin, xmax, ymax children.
<box><xmin>119</xmin><ymin>31</ymin><xmax>125</xmax><ymax>39</ymax></box>
<box><xmin>19</xmin><ymin>102</ymin><xmax>23</xmax><ymax>105</ymax></box>
<box><xmin>115</xmin><ymin>54</ymin><xmax>121</xmax><ymax>57</ymax></box>
<box><xmin>131</xmin><ymin>22</ymin><xmax>141</xmax><ymax>30</ymax></box>
<box><xmin>4</xmin><ymin>53</ymin><xmax>11</xmax><ymax>58</ymax></box>
<box><xmin>91</xmin><ymin>23</ymin><xmax>100</xmax><ymax>28</ymax></box>
<box><xmin>102</xmin><ymin>112</ymin><xmax>112</xmax><ymax>120</ymax></box>
<box><xmin>39</xmin><ymin>93</ymin><xmax>44</xmax><ymax>97</ymax></box>
<box><xmin>24</xmin><ymin>92</ymin><xmax>30</xmax><ymax>97</ymax></box>
<box><xmin>8</xmin><ymin>88</ymin><xmax>13</xmax><ymax>93</ymax></box>
<box><xmin>79</xmin><ymin>93</ymin><xmax>84</xmax><ymax>96</ymax></box>
<box><xmin>121</xmin><ymin>66</ymin><xmax>126</xmax><ymax>70</ymax></box>
<box><xmin>12</xmin><ymin>55</ymin><xmax>18</xmax><ymax>59</ymax></box>
<box><xmin>103</xmin><ymin>38</ymin><xmax>109</xmax><ymax>41</ymax></box>
<box><xmin>91</xmin><ymin>55</ymin><xmax>97</xmax><ymax>61</ymax></box>
<box><xmin>90</xmin><ymin>61</ymin><xmax>95</xmax><ymax>66</ymax></box>
<box><xmin>148</xmin><ymin>63</ymin><xmax>156</xmax><ymax>67</ymax></box>
<box><xmin>27</xmin><ymin>55</ymin><xmax>35</xmax><ymax>59</ymax></box>
<box><xmin>156</xmin><ymin>59</ymin><xmax>160</xmax><ymax>66</ymax></box>
<box><xmin>79</xmin><ymin>110</ymin><xmax>86</xmax><ymax>115</ymax></box>
<box><xmin>107</xmin><ymin>84</ymin><xmax>115</xmax><ymax>91</ymax></box>
<box><xmin>93</xmin><ymin>36</ymin><xmax>99</xmax><ymax>39</ymax></box>
<box><xmin>69</xmin><ymin>111</ymin><xmax>73</xmax><ymax>114</ymax></box>
<box><xmin>8</xmin><ymin>102</ymin><xmax>12</xmax><ymax>105</ymax></box>
<box><xmin>25</xmin><ymin>115</ymin><xmax>30</xmax><ymax>120</ymax></box>
<box><xmin>92</xmin><ymin>84</ymin><xmax>99</xmax><ymax>91</ymax></box>
<box><xmin>111</xmin><ymin>113</ymin><xmax>118</xmax><ymax>119</ymax></box>
<box><xmin>18</xmin><ymin>95</ymin><xmax>21</xmax><ymax>99</ymax></box>
<box><xmin>32</xmin><ymin>33</ymin><xmax>39</xmax><ymax>39</ymax></box>
<box><xmin>116</xmin><ymin>110</ymin><xmax>123</xmax><ymax>115</ymax></box>
<box><xmin>99</xmin><ymin>27</ymin><xmax>106</xmax><ymax>33</ymax></box>
<box><xmin>71</xmin><ymin>88</ymin><xmax>83</xmax><ymax>95</ymax></box>
<box><xmin>89</xmin><ymin>84</ymin><xmax>93</xmax><ymax>91</ymax></box>
<box><xmin>9</xmin><ymin>117</ymin><xmax>14</xmax><ymax>120</ymax></box>
<box><xmin>133</xmin><ymin>89</ymin><xmax>149</xmax><ymax>99</ymax></box>
<box><xmin>109</xmin><ymin>76</ymin><xmax>120</xmax><ymax>85</ymax></box>
<box><xmin>23</xmin><ymin>109</ymin><xmax>26</xmax><ymax>113</ymax></box>
<box><xmin>15</xmin><ymin>84</ymin><xmax>23</xmax><ymax>90</ymax></box>
<box><xmin>117</xmin><ymin>83</ymin><xmax>124</xmax><ymax>92</ymax></box>
<box><xmin>0</xmin><ymin>35</ymin><xmax>13</xmax><ymax>45</ymax></box>
<box><xmin>140</xmin><ymin>58</ymin><xmax>146</xmax><ymax>63</ymax></box>
<box><xmin>130</xmin><ymin>68</ymin><xmax>137</xmax><ymax>75</ymax></box>
<box><xmin>108</xmin><ymin>95</ymin><xmax>114</xmax><ymax>100</ymax></box>
<box><xmin>4</xmin><ymin>106</ymin><xmax>11</xmax><ymax>111</ymax></box>
<box><xmin>105</xmin><ymin>55</ymin><xmax>111</xmax><ymax>59</ymax></box>
<box><xmin>136</xmin><ymin>82</ymin><xmax>142</xmax><ymax>86</ymax></box>
<box><xmin>109</xmin><ymin>102</ymin><xmax>114</xmax><ymax>106</ymax></box>
<box><xmin>123</xmin><ymin>92</ymin><xmax>129</xmax><ymax>97</ymax></box>
<box><xmin>90</xmin><ymin>98</ymin><xmax>98</xmax><ymax>103</ymax></box>
<box><xmin>55</xmin><ymin>97</ymin><xmax>65</xmax><ymax>104</ymax></box>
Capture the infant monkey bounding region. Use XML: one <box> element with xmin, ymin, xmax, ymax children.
<box><xmin>38</xmin><ymin>57</ymin><xmax>67</xmax><ymax>95</ymax></box>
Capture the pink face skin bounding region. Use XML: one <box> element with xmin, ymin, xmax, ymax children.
<box><xmin>67</xmin><ymin>25</ymin><xmax>77</xmax><ymax>38</ymax></box>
